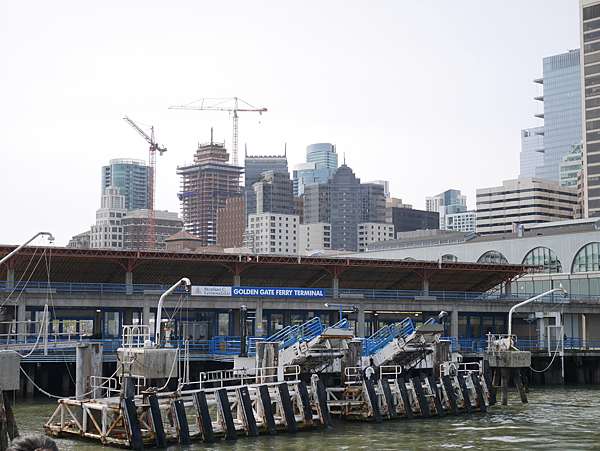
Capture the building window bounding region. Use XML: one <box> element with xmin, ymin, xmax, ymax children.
<box><xmin>572</xmin><ymin>242</ymin><xmax>600</xmax><ymax>273</ymax></box>
<box><xmin>441</xmin><ymin>254</ymin><xmax>458</xmax><ymax>263</ymax></box>
<box><xmin>522</xmin><ymin>247</ymin><xmax>563</xmax><ymax>274</ymax></box>
<box><xmin>477</xmin><ymin>250</ymin><xmax>508</xmax><ymax>265</ymax></box>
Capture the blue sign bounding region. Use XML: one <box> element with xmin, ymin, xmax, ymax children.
<box><xmin>192</xmin><ymin>286</ymin><xmax>326</xmax><ymax>299</ymax></box>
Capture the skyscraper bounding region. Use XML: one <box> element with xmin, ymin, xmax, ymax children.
<box><xmin>90</xmin><ymin>186</ymin><xmax>126</xmax><ymax>249</ymax></box>
<box><xmin>177</xmin><ymin>136</ymin><xmax>242</xmax><ymax>245</ymax></box>
<box><xmin>426</xmin><ymin>189</ymin><xmax>474</xmax><ymax>232</ymax></box>
<box><xmin>253</xmin><ymin>171</ymin><xmax>294</xmax><ymax>215</ymax></box>
<box><xmin>244</xmin><ymin>153</ymin><xmax>288</xmax><ymax>218</ymax></box>
<box><xmin>101</xmin><ymin>159</ymin><xmax>150</xmax><ymax>210</ymax></box>
<box><xmin>359</xmin><ymin>183</ymin><xmax>386</xmax><ymax>223</ymax></box>
<box><xmin>580</xmin><ymin>1</ymin><xmax>600</xmax><ymax>216</ymax></box>
<box><xmin>519</xmin><ymin>127</ymin><xmax>545</xmax><ymax>178</ymax></box>
<box><xmin>329</xmin><ymin>165</ymin><xmax>361</xmax><ymax>251</ymax></box>
<box><xmin>532</xmin><ymin>50</ymin><xmax>582</xmax><ymax>182</ymax></box>
<box><xmin>293</xmin><ymin>143</ymin><xmax>338</xmax><ymax>195</ymax></box>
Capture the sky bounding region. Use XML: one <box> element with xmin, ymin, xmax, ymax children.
<box><xmin>0</xmin><ymin>0</ymin><xmax>581</xmax><ymax>246</ymax></box>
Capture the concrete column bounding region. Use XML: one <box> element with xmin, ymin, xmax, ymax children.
<box><xmin>24</xmin><ymin>366</ymin><xmax>34</xmax><ymax>398</ymax></box>
<box><xmin>451</xmin><ymin>310</ymin><xmax>459</xmax><ymax>341</ymax></box>
<box><xmin>76</xmin><ymin>343</ymin><xmax>103</xmax><ymax>400</ymax></box>
<box><xmin>422</xmin><ymin>277</ymin><xmax>430</xmax><ymax>296</ymax></box>
<box><xmin>143</xmin><ymin>305</ymin><xmax>152</xmax><ymax>336</ymax></box>
<box><xmin>231</xmin><ymin>309</ymin><xmax>241</xmax><ymax>335</ymax></box>
<box><xmin>582</xmin><ymin>314</ymin><xmax>587</xmax><ymax>348</ymax></box>
<box><xmin>505</xmin><ymin>281</ymin><xmax>512</xmax><ymax>296</ymax></box>
<box><xmin>233</xmin><ymin>274</ymin><xmax>241</xmax><ymax>286</ymax></box>
<box><xmin>125</xmin><ymin>271</ymin><xmax>133</xmax><ymax>295</ymax></box>
<box><xmin>356</xmin><ymin>305</ymin><xmax>366</xmax><ymax>337</ymax></box>
<box><xmin>6</xmin><ymin>267</ymin><xmax>15</xmax><ymax>289</ymax></box>
<box><xmin>332</xmin><ymin>277</ymin><xmax>339</xmax><ymax>299</ymax></box>
<box><xmin>17</xmin><ymin>303</ymin><xmax>27</xmax><ymax>342</ymax></box>
<box><xmin>255</xmin><ymin>299</ymin><xmax>264</xmax><ymax>337</ymax></box>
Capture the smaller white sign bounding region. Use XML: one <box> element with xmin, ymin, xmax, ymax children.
<box><xmin>191</xmin><ymin>286</ymin><xmax>232</xmax><ymax>297</ymax></box>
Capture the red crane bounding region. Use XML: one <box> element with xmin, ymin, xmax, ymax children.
<box><xmin>123</xmin><ymin>116</ymin><xmax>167</xmax><ymax>249</ymax></box>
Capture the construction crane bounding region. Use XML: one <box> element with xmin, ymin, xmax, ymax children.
<box><xmin>169</xmin><ymin>97</ymin><xmax>267</xmax><ymax>166</ymax></box>
<box><xmin>123</xmin><ymin>116</ymin><xmax>167</xmax><ymax>249</ymax></box>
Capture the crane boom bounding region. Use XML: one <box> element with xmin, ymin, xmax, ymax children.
<box><xmin>122</xmin><ymin>116</ymin><xmax>167</xmax><ymax>250</ymax></box>
<box><xmin>168</xmin><ymin>97</ymin><xmax>266</xmax><ymax>165</ymax></box>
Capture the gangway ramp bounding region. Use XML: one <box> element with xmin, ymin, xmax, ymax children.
<box><xmin>267</xmin><ymin>317</ymin><xmax>354</xmax><ymax>371</ymax></box>
<box><xmin>363</xmin><ymin>318</ymin><xmax>443</xmax><ymax>369</ymax></box>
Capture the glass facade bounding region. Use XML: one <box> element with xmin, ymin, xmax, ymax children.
<box><xmin>244</xmin><ymin>155</ymin><xmax>288</xmax><ymax>218</ymax></box>
<box><xmin>519</xmin><ymin>127</ymin><xmax>545</xmax><ymax>178</ymax></box>
<box><xmin>535</xmin><ymin>50</ymin><xmax>581</xmax><ymax>182</ymax></box>
<box><xmin>101</xmin><ymin>159</ymin><xmax>150</xmax><ymax>211</ymax></box>
<box><xmin>522</xmin><ymin>247</ymin><xmax>563</xmax><ymax>273</ymax></box>
<box><xmin>293</xmin><ymin>143</ymin><xmax>338</xmax><ymax>196</ymax></box>
<box><xmin>572</xmin><ymin>242</ymin><xmax>600</xmax><ymax>272</ymax></box>
<box><xmin>559</xmin><ymin>144</ymin><xmax>583</xmax><ymax>187</ymax></box>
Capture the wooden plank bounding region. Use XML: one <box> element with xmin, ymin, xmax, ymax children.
<box><xmin>148</xmin><ymin>394</ymin><xmax>166</xmax><ymax>448</ymax></box>
<box><xmin>457</xmin><ymin>374</ymin><xmax>472</xmax><ymax>413</ymax></box>
<box><xmin>380</xmin><ymin>379</ymin><xmax>397</xmax><ymax>418</ymax></box>
<box><xmin>296</xmin><ymin>381</ymin><xmax>314</xmax><ymax>425</ymax></box>
<box><xmin>513</xmin><ymin>369</ymin><xmax>528</xmax><ymax>404</ymax></box>
<box><xmin>441</xmin><ymin>375</ymin><xmax>459</xmax><ymax>415</ymax></box>
<box><xmin>216</xmin><ymin>389</ymin><xmax>237</xmax><ymax>441</ymax></box>
<box><xmin>314</xmin><ymin>378</ymin><xmax>332</xmax><ymax>427</ymax></box>
<box><xmin>411</xmin><ymin>377</ymin><xmax>430</xmax><ymax>418</ymax></box>
<box><xmin>258</xmin><ymin>385</ymin><xmax>277</xmax><ymax>435</ymax></box>
<box><xmin>427</xmin><ymin>376</ymin><xmax>445</xmax><ymax>417</ymax></box>
<box><xmin>237</xmin><ymin>386</ymin><xmax>259</xmax><ymax>437</ymax></box>
<box><xmin>397</xmin><ymin>378</ymin><xmax>413</xmax><ymax>419</ymax></box>
<box><xmin>122</xmin><ymin>396</ymin><xmax>144</xmax><ymax>451</ymax></box>
<box><xmin>470</xmin><ymin>374</ymin><xmax>487</xmax><ymax>413</ymax></box>
<box><xmin>277</xmin><ymin>383</ymin><xmax>297</xmax><ymax>433</ymax></box>
<box><xmin>173</xmin><ymin>399</ymin><xmax>191</xmax><ymax>445</ymax></box>
<box><xmin>193</xmin><ymin>392</ymin><xmax>215</xmax><ymax>443</ymax></box>
<box><xmin>363</xmin><ymin>378</ymin><xmax>382</xmax><ymax>423</ymax></box>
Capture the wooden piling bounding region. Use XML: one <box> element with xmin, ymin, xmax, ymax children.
<box><xmin>277</xmin><ymin>383</ymin><xmax>298</xmax><ymax>433</ymax></box>
<box><xmin>470</xmin><ymin>374</ymin><xmax>486</xmax><ymax>413</ymax></box>
<box><xmin>122</xmin><ymin>396</ymin><xmax>144</xmax><ymax>451</ymax></box>
<box><xmin>396</xmin><ymin>378</ymin><xmax>413</xmax><ymax>419</ymax></box>
<box><xmin>500</xmin><ymin>368</ymin><xmax>510</xmax><ymax>406</ymax></box>
<box><xmin>296</xmin><ymin>381</ymin><xmax>314</xmax><ymax>425</ymax></box>
<box><xmin>313</xmin><ymin>378</ymin><xmax>332</xmax><ymax>427</ymax></box>
<box><xmin>258</xmin><ymin>385</ymin><xmax>277</xmax><ymax>435</ymax></box>
<box><xmin>441</xmin><ymin>375</ymin><xmax>459</xmax><ymax>415</ymax></box>
<box><xmin>411</xmin><ymin>378</ymin><xmax>431</xmax><ymax>418</ymax></box>
<box><xmin>513</xmin><ymin>369</ymin><xmax>528</xmax><ymax>404</ymax></box>
<box><xmin>363</xmin><ymin>378</ymin><xmax>383</xmax><ymax>423</ymax></box>
<box><xmin>457</xmin><ymin>374</ymin><xmax>472</xmax><ymax>413</ymax></box>
<box><xmin>173</xmin><ymin>399</ymin><xmax>190</xmax><ymax>445</ymax></box>
<box><xmin>379</xmin><ymin>379</ymin><xmax>397</xmax><ymax>418</ymax></box>
<box><xmin>193</xmin><ymin>392</ymin><xmax>215</xmax><ymax>443</ymax></box>
<box><xmin>427</xmin><ymin>377</ymin><xmax>445</xmax><ymax>417</ymax></box>
<box><xmin>148</xmin><ymin>394</ymin><xmax>167</xmax><ymax>448</ymax></box>
<box><xmin>216</xmin><ymin>388</ymin><xmax>237</xmax><ymax>441</ymax></box>
<box><xmin>236</xmin><ymin>386</ymin><xmax>259</xmax><ymax>436</ymax></box>
<box><xmin>0</xmin><ymin>389</ymin><xmax>8</xmax><ymax>451</ymax></box>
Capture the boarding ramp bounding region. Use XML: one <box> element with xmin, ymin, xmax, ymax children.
<box><xmin>268</xmin><ymin>317</ymin><xmax>354</xmax><ymax>371</ymax></box>
<box><xmin>363</xmin><ymin>317</ymin><xmax>442</xmax><ymax>369</ymax></box>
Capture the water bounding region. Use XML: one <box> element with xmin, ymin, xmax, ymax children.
<box><xmin>11</xmin><ymin>387</ymin><xmax>600</xmax><ymax>450</ymax></box>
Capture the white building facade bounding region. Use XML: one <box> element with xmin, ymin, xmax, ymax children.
<box><xmin>90</xmin><ymin>186</ymin><xmax>126</xmax><ymax>249</ymax></box>
<box><xmin>246</xmin><ymin>213</ymin><xmax>299</xmax><ymax>255</ymax></box>
<box><xmin>299</xmin><ymin>223</ymin><xmax>331</xmax><ymax>254</ymax></box>
<box><xmin>357</xmin><ymin>222</ymin><xmax>395</xmax><ymax>252</ymax></box>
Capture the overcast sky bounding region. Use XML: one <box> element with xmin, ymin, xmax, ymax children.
<box><xmin>0</xmin><ymin>1</ymin><xmax>581</xmax><ymax>246</ymax></box>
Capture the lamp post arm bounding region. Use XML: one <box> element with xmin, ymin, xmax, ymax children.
<box><xmin>0</xmin><ymin>232</ymin><xmax>54</xmax><ymax>267</ymax></box>
<box><xmin>507</xmin><ymin>288</ymin><xmax>566</xmax><ymax>337</ymax></box>
<box><xmin>154</xmin><ymin>278</ymin><xmax>191</xmax><ymax>345</ymax></box>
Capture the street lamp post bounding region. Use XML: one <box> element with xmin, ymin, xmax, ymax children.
<box><xmin>0</xmin><ymin>232</ymin><xmax>55</xmax><ymax>267</ymax></box>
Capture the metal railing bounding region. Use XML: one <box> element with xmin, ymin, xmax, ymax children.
<box><xmin>0</xmin><ymin>280</ymin><xmax>588</xmax><ymax>303</ymax></box>
<box><xmin>363</xmin><ymin>317</ymin><xmax>415</xmax><ymax>356</ymax></box>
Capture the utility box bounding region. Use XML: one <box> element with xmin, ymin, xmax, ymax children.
<box><xmin>486</xmin><ymin>350</ymin><xmax>531</xmax><ymax>368</ymax></box>
<box><xmin>117</xmin><ymin>347</ymin><xmax>178</xmax><ymax>379</ymax></box>
<box><xmin>0</xmin><ymin>351</ymin><xmax>21</xmax><ymax>391</ymax></box>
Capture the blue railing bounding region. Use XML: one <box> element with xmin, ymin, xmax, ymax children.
<box><xmin>0</xmin><ymin>280</ymin><xmax>593</xmax><ymax>303</ymax></box>
<box><xmin>265</xmin><ymin>317</ymin><xmax>325</xmax><ymax>350</ymax></box>
<box><xmin>363</xmin><ymin>317</ymin><xmax>415</xmax><ymax>356</ymax></box>
<box><xmin>330</xmin><ymin>318</ymin><xmax>351</xmax><ymax>329</ymax></box>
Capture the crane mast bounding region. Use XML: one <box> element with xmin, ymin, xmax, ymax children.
<box><xmin>123</xmin><ymin>116</ymin><xmax>167</xmax><ymax>250</ymax></box>
<box><xmin>169</xmin><ymin>97</ymin><xmax>266</xmax><ymax>166</ymax></box>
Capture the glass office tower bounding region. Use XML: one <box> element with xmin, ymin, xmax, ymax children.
<box><xmin>101</xmin><ymin>159</ymin><xmax>150</xmax><ymax>211</ymax></box>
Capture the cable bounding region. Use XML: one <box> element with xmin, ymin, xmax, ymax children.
<box><xmin>19</xmin><ymin>366</ymin><xmax>63</xmax><ymax>399</ymax></box>
<box><xmin>529</xmin><ymin>336</ymin><xmax>562</xmax><ymax>373</ymax></box>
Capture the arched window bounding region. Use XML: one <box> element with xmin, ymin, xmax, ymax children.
<box><xmin>572</xmin><ymin>242</ymin><xmax>600</xmax><ymax>273</ymax></box>
<box><xmin>441</xmin><ymin>254</ymin><xmax>458</xmax><ymax>263</ymax></box>
<box><xmin>477</xmin><ymin>250</ymin><xmax>508</xmax><ymax>264</ymax></box>
<box><xmin>522</xmin><ymin>247</ymin><xmax>562</xmax><ymax>273</ymax></box>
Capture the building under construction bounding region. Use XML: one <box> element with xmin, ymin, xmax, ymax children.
<box><xmin>177</xmin><ymin>136</ymin><xmax>243</xmax><ymax>245</ymax></box>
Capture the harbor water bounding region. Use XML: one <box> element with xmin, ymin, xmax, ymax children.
<box><xmin>11</xmin><ymin>386</ymin><xmax>600</xmax><ymax>450</ymax></box>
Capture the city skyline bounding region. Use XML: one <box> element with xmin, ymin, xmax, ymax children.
<box><xmin>0</xmin><ymin>0</ymin><xmax>580</xmax><ymax>245</ymax></box>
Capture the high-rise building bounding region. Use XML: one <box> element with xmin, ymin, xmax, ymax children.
<box><xmin>299</xmin><ymin>223</ymin><xmax>331</xmax><ymax>254</ymax></box>
<box><xmin>303</xmin><ymin>183</ymin><xmax>330</xmax><ymax>224</ymax></box>
<box><xmin>388</xmin><ymin>207</ymin><xmax>439</xmax><ymax>235</ymax></box>
<box><xmin>329</xmin><ymin>165</ymin><xmax>361</xmax><ymax>251</ymax></box>
<box><xmin>357</xmin><ymin>223</ymin><xmax>395</xmax><ymax>252</ymax></box>
<box><xmin>121</xmin><ymin>210</ymin><xmax>183</xmax><ymax>250</ymax></box>
<box><xmin>367</xmin><ymin>180</ymin><xmax>390</xmax><ymax>199</ymax></box>
<box><xmin>293</xmin><ymin>143</ymin><xmax>338</xmax><ymax>196</ymax></box>
<box><xmin>476</xmin><ymin>178</ymin><xmax>578</xmax><ymax>234</ymax></box>
<box><xmin>385</xmin><ymin>198</ymin><xmax>413</xmax><ymax>224</ymax></box>
<box><xmin>244</xmin><ymin>153</ymin><xmax>288</xmax><ymax>218</ymax></box>
<box><xmin>217</xmin><ymin>196</ymin><xmax>245</xmax><ymax>248</ymax></box>
<box><xmin>360</xmin><ymin>183</ymin><xmax>386</xmax><ymax>223</ymax></box>
<box><xmin>580</xmin><ymin>1</ymin><xmax>600</xmax><ymax>216</ymax></box>
<box><xmin>67</xmin><ymin>231</ymin><xmax>91</xmax><ymax>249</ymax></box>
<box><xmin>443</xmin><ymin>211</ymin><xmax>477</xmax><ymax>233</ymax></box>
<box><xmin>520</xmin><ymin>127</ymin><xmax>545</xmax><ymax>178</ymax></box>
<box><xmin>426</xmin><ymin>189</ymin><xmax>467</xmax><ymax>213</ymax></box>
<box><xmin>253</xmin><ymin>171</ymin><xmax>294</xmax><ymax>215</ymax></box>
<box><xmin>247</xmin><ymin>213</ymin><xmax>299</xmax><ymax>255</ymax></box>
<box><xmin>560</xmin><ymin>144</ymin><xmax>584</xmax><ymax>188</ymax></box>
<box><xmin>532</xmin><ymin>49</ymin><xmax>582</xmax><ymax>182</ymax></box>
<box><xmin>101</xmin><ymin>159</ymin><xmax>150</xmax><ymax>211</ymax></box>
<box><xmin>425</xmin><ymin>189</ymin><xmax>472</xmax><ymax>231</ymax></box>
<box><xmin>177</xmin><ymin>136</ymin><xmax>243</xmax><ymax>246</ymax></box>
<box><xmin>90</xmin><ymin>186</ymin><xmax>127</xmax><ymax>249</ymax></box>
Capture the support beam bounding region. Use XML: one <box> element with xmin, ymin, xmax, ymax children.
<box><xmin>422</xmin><ymin>277</ymin><xmax>430</xmax><ymax>296</ymax></box>
<box><xmin>76</xmin><ymin>343</ymin><xmax>103</xmax><ymax>400</ymax></box>
<box><xmin>143</xmin><ymin>305</ymin><xmax>152</xmax><ymax>336</ymax></box>
<box><xmin>125</xmin><ymin>271</ymin><xmax>133</xmax><ymax>295</ymax></box>
<box><xmin>451</xmin><ymin>310</ymin><xmax>459</xmax><ymax>342</ymax></box>
<box><xmin>356</xmin><ymin>304</ymin><xmax>366</xmax><ymax>337</ymax></box>
<box><xmin>233</xmin><ymin>274</ymin><xmax>241</xmax><ymax>287</ymax></box>
<box><xmin>255</xmin><ymin>299</ymin><xmax>264</xmax><ymax>337</ymax></box>
<box><xmin>332</xmin><ymin>277</ymin><xmax>339</xmax><ymax>299</ymax></box>
<box><xmin>6</xmin><ymin>268</ymin><xmax>14</xmax><ymax>290</ymax></box>
<box><xmin>16</xmin><ymin>303</ymin><xmax>26</xmax><ymax>342</ymax></box>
